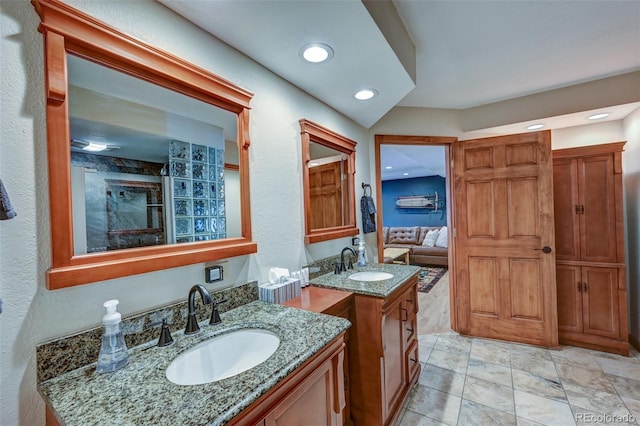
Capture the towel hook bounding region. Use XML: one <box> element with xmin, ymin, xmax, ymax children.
<box><xmin>361</xmin><ymin>182</ymin><xmax>372</xmax><ymax>197</ymax></box>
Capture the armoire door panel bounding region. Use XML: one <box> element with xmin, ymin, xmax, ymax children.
<box><xmin>507</xmin><ymin>177</ymin><xmax>539</xmax><ymax>237</ymax></box>
<box><xmin>582</xmin><ymin>267</ymin><xmax>619</xmax><ymax>338</ymax></box>
<box><xmin>556</xmin><ymin>265</ymin><xmax>582</xmax><ymax>332</ymax></box>
<box><xmin>552</xmin><ymin>158</ymin><xmax>580</xmax><ymax>260</ymax></box>
<box><xmin>579</xmin><ymin>155</ymin><xmax>616</xmax><ymax>263</ymax></box>
<box><xmin>509</xmin><ymin>258</ymin><xmax>542</xmax><ymax>320</ymax></box>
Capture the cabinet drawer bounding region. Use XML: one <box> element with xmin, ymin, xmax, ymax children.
<box><xmin>405</xmin><ymin>339</ymin><xmax>420</xmax><ymax>384</ymax></box>
<box><xmin>404</xmin><ymin>281</ymin><xmax>419</xmax><ymax>315</ymax></box>
<box><xmin>403</xmin><ymin>310</ymin><xmax>417</xmax><ymax>346</ymax></box>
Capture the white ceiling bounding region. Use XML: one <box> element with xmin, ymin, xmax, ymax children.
<box><xmin>395</xmin><ymin>0</ymin><xmax>640</xmax><ymax>110</ymax></box>
<box><xmin>380</xmin><ymin>145</ymin><xmax>445</xmax><ymax>181</ymax></box>
<box><xmin>160</xmin><ymin>0</ymin><xmax>640</xmax><ymax>130</ymax></box>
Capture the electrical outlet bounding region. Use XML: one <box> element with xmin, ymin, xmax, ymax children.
<box><xmin>351</xmin><ymin>236</ymin><xmax>360</xmax><ymax>246</ymax></box>
<box><xmin>205</xmin><ymin>265</ymin><xmax>223</xmax><ymax>283</ymax></box>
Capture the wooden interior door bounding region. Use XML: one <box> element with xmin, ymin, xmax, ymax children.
<box><xmin>454</xmin><ymin>131</ymin><xmax>558</xmax><ymax>347</ymax></box>
<box><xmin>309</xmin><ymin>162</ymin><xmax>343</xmax><ymax>229</ymax></box>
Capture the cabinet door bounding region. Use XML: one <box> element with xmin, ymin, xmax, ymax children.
<box><xmin>263</xmin><ymin>356</ymin><xmax>338</xmax><ymax>426</ymax></box>
<box><xmin>556</xmin><ymin>265</ymin><xmax>583</xmax><ymax>333</ymax></box>
<box><xmin>405</xmin><ymin>339</ymin><xmax>420</xmax><ymax>385</ymax></box>
<box><xmin>402</xmin><ymin>286</ymin><xmax>418</xmax><ymax>347</ymax></box>
<box><xmin>582</xmin><ymin>266</ymin><xmax>619</xmax><ymax>339</ymax></box>
<box><xmin>381</xmin><ymin>296</ymin><xmax>407</xmax><ymax>422</ymax></box>
<box><xmin>578</xmin><ymin>155</ymin><xmax>617</xmax><ymax>263</ymax></box>
<box><xmin>553</xmin><ymin>158</ymin><xmax>581</xmax><ymax>261</ymax></box>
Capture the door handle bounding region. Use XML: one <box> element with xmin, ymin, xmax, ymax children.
<box><xmin>575</xmin><ymin>205</ymin><xmax>580</xmax><ymax>215</ymax></box>
<box><xmin>535</xmin><ymin>246</ymin><xmax>552</xmax><ymax>254</ymax></box>
<box><xmin>578</xmin><ymin>282</ymin><xmax>582</xmax><ymax>292</ymax></box>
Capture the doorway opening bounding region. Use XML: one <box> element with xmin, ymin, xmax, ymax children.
<box><xmin>374</xmin><ymin>135</ymin><xmax>457</xmax><ymax>334</ymax></box>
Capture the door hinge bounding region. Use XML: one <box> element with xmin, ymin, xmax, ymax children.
<box><xmin>450</xmin><ymin>159</ymin><xmax>454</xmax><ymax>169</ymax></box>
<box><xmin>453</xmin><ymin>228</ymin><xmax>457</xmax><ymax>238</ymax></box>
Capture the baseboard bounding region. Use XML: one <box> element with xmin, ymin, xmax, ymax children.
<box><xmin>559</xmin><ymin>331</ymin><xmax>629</xmax><ymax>356</ymax></box>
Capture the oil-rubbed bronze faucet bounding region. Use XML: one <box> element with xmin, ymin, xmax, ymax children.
<box><xmin>185</xmin><ymin>284</ymin><xmax>212</xmax><ymax>335</ymax></box>
<box><xmin>339</xmin><ymin>247</ymin><xmax>357</xmax><ymax>273</ymax></box>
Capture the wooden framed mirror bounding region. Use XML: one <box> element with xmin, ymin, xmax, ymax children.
<box><xmin>33</xmin><ymin>0</ymin><xmax>256</xmax><ymax>289</ymax></box>
<box><xmin>299</xmin><ymin>119</ymin><xmax>358</xmax><ymax>244</ymax></box>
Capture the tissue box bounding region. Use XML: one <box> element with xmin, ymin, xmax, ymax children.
<box><xmin>259</xmin><ymin>278</ymin><xmax>301</xmax><ymax>304</ymax></box>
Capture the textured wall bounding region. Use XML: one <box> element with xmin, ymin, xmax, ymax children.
<box><xmin>0</xmin><ymin>1</ymin><xmax>369</xmax><ymax>425</ymax></box>
<box><xmin>623</xmin><ymin>107</ymin><xmax>640</xmax><ymax>347</ymax></box>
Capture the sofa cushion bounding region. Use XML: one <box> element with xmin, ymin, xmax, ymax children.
<box><xmin>422</xmin><ymin>229</ymin><xmax>440</xmax><ymax>247</ymax></box>
<box><xmin>435</xmin><ymin>226</ymin><xmax>448</xmax><ymax>248</ymax></box>
<box><xmin>387</xmin><ymin>226</ymin><xmax>420</xmax><ymax>245</ymax></box>
<box><xmin>412</xmin><ymin>246</ymin><xmax>449</xmax><ymax>256</ymax></box>
<box><xmin>417</xmin><ymin>226</ymin><xmax>437</xmax><ymax>244</ymax></box>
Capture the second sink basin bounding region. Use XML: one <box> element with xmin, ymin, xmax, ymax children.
<box><xmin>166</xmin><ymin>329</ymin><xmax>280</xmax><ymax>385</ymax></box>
<box><xmin>348</xmin><ymin>271</ymin><xmax>394</xmax><ymax>282</ymax></box>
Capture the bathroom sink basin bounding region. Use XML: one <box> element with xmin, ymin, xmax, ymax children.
<box><xmin>348</xmin><ymin>271</ymin><xmax>394</xmax><ymax>282</ymax></box>
<box><xmin>166</xmin><ymin>329</ymin><xmax>280</xmax><ymax>385</ymax></box>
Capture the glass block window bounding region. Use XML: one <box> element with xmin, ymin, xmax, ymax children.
<box><xmin>169</xmin><ymin>140</ymin><xmax>226</xmax><ymax>242</ymax></box>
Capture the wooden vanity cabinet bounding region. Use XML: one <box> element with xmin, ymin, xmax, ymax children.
<box><xmin>349</xmin><ymin>274</ymin><xmax>420</xmax><ymax>425</ymax></box>
<box><xmin>233</xmin><ymin>333</ymin><xmax>347</xmax><ymax>426</ymax></box>
<box><xmin>283</xmin><ymin>286</ymin><xmax>353</xmax><ymax>425</ymax></box>
<box><xmin>553</xmin><ymin>142</ymin><xmax>629</xmax><ymax>355</ymax></box>
<box><xmin>46</xmin><ymin>334</ymin><xmax>347</xmax><ymax>426</ymax></box>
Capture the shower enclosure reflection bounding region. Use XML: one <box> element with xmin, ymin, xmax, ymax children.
<box><xmin>67</xmin><ymin>55</ymin><xmax>240</xmax><ymax>254</ymax></box>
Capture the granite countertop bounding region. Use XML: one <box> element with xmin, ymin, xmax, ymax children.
<box><xmin>39</xmin><ymin>301</ymin><xmax>350</xmax><ymax>426</ymax></box>
<box><xmin>309</xmin><ymin>263</ymin><xmax>421</xmax><ymax>298</ymax></box>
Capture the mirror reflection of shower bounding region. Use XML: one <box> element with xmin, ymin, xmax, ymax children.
<box><xmin>67</xmin><ymin>54</ymin><xmax>240</xmax><ymax>254</ymax></box>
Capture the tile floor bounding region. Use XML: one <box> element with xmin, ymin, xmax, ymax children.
<box><xmin>398</xmin><ymin>332</ymin><xmax>640</xmax><ymax>425</ymax></box>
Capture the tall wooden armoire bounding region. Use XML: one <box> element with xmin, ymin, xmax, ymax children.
<box><xmin>553</xmin><ymin>142</ymin><xmax>629</xmax><ymax>356</ymax></box>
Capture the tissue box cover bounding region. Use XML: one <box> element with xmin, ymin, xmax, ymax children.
<box><xmin>259</xmin><ymin>278</ymin><xmax>301</xmax><ymax>304</ymax></box>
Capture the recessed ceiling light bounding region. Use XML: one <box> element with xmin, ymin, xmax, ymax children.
<box><xmin>526</xmin><ymin>124</ymin><xmax>544</xmax><ymax>130</ymax></box>
<box><xmin>300</xmin><ymin>43</ymin><xmax>333</xmax><ymax>63</ymax></box>
<box><xmin>587</xmin><ymin>113</ymin><xmax>609</xmax><ymax>120</ymax></box>
<box><xmin>82</xmin><ymin>142</ymin><xmax>108</xmax><ymax>152</ymax></box>
<box><xmin>354</xmin><ymin>89</ymin><xmax>378</xmax><ymax>101</ymax></box>
<box><xmin>385</xmin><ymin>166</ymin><xmax>392</xmax><ymax>170</ymax></box>
<box><xmin>403</xmin><ymin>172</ymin><xmax>409</xmax><ymax>176</ymax></box>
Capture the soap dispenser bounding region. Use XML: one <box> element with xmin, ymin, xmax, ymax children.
<box><xmin>357</xmin><ymin>241</ymin><xmax>368</xmax><ymax>267</ymax></box>
<box><xmin>96</xmin><ymin>299</ymin><xmax>129</xmax><ymax>374</ymax></box>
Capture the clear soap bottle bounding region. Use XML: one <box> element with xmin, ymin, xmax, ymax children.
<box><xmin>96</xmin><ymin>299</ymin><xmax>129</xmax><ymax>373</ymax></box>
<box><xmin>357</xmin><ymin>241</ymin><xmax>368</xmax><ymax>267</ymax></box>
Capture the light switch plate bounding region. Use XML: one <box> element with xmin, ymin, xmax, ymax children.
<box><xmin>351</xmin><ymin>236</ymin><xmax>360</xmax><ymax>246</ymax></box>
<box><xmin>205</xmin><ymin>265</ymin><xmax>223</xmax><ymax>283</ymax></box>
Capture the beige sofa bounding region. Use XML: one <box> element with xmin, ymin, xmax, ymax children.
<box><xmin>382</xmin><ymin>226</ymin><xmax>448</xmax><ymax>266</ymax></box>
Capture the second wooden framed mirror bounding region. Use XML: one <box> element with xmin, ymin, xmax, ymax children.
<box><xmin>299</xmin><ymin>119</ymin><xmax>358</xmax><ymax>244</ymax></box>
